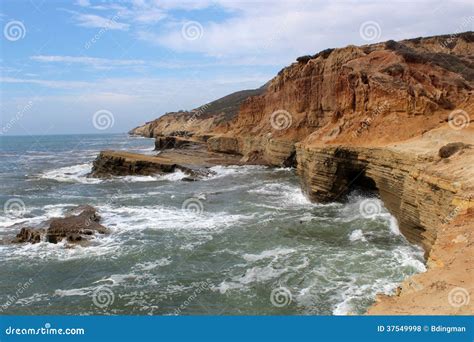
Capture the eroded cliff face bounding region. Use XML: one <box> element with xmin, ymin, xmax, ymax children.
<box><xmin>126</xmin><ymin>32</ymin><xmax>474</xmax><ymax>314</ymax></box>
<box><xmin>208</xmin><ymin>33</ymin><xmax>473</xmax><ymax>166</ymax></box>
<box><xmin>297</xmin><ymin>127</ymin><xmax>474</xmax><ymax>252</ymax></box>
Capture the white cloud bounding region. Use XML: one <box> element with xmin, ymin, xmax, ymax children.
<box><xmin>75</xmin><ymin>0</ymin><xmax>90</xmax><ymax>7</ymax></box>
<box><xmin>0</xmin><ymin>73</ymin><xmax>271</xmax><ymax>134</ymax></box>
<box><xmin>74</xmin><ymin>13</ymin><xmax>129</xmax><ymax>30</ymax></box>
<box><xmin>30</xmin><ymin>55</ymin><xmax>146</xmax><ymax>69</ymax></box>
<box><xmin>138</xmin><ymin>0</ymin><xmax>474</xmax><ymax>65</ymax></box>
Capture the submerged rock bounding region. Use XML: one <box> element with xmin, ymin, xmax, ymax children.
<box><xmin>13</xmin><ymin>205</ymin><xmax>109</xmax><ymax>245</ymax></box>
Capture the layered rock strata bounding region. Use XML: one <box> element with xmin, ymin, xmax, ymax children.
<box><xmin>124</xmin><ymin>32</ymin><xmax>474</xmax><ymax>314</ymax></box>
<box><xmin>90</xmin><ymin>147</ymin><xmax>244</xmax><ymax>180</ymax></box>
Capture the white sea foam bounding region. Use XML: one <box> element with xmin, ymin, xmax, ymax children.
<box><xmin>97</xmin><ymin>204</ymin><xmax>255</xmax><ymax>236</ymax></box>
<box><xmin>242</xmin><ymin>247</ymin><xmax>296</xmax><ymax>262</ymax></box>
<box><xmin>119</xmin><ymin>170</ymin><xmax>187</xmax><ymax>183</ymax></box>
<box><xmin>39</xmin><ymin>163</ymin><xmax>101</xmax><ymax>184</ymax></box>
<box><xmin>248</xmin><ymin>183</ymin><xmax>314</xmax><ymax>208</ymax></box>
<box><xmin>207</xmin><ymin>165</ymin><xmax>267</xmax><ymax>180</ymax></box>
<box><xmin>349</xmin><ymin>229</ymin><xmax>367</xmax><ymax>242</ymax></box>
<box><xmin>134</xmin><ymin>258</ymin><xmax>172</xmax><ymax>271</ymax></box>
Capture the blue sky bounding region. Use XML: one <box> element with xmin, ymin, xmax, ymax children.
<box><xmin>1</xmin><ymin>0</ymin><xmax>473</xmax><ymax>135</ymax></box>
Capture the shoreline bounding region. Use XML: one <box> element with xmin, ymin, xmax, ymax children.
<box><xmin>114</xmin><ymin>122</ymin><xmax>473</xmax><ymax>314</ymax></box>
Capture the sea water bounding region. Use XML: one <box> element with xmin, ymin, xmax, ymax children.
<box><xmin>0</xmin><ymin>134</ymin><xmax>425</xmax><ymax>315</ymax></box>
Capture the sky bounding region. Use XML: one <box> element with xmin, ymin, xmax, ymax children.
<box><xmin>0</xmin><ymin>0</ymin><xmax>473</xmax><ymax>135</ymax></box>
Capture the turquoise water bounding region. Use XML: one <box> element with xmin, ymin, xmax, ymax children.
<box><xmin>0</xmin><ymin>134</ymin><xmax>425</xmax><ymax>315</ymax></box>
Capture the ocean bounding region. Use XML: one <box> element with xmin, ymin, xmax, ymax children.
<box><xmin>0</xmin><ymin>133</ymin><xmax>425</xmax><ymax>315</ymax></box>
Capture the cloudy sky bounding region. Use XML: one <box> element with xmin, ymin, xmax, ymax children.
<box><xmin>1</xmin><ymin>0</ymin><xmax>473</xmax><ymax>135</ymax></box>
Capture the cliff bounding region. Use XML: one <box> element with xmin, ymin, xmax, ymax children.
<box><xmin>129</xmin><ymin>87</ymin><xmax>266</xmax><ymax>138</ymax></box>
<box><xmin>122</xmin><ymin>32</ymin><xmax>474</xmax><ymax>314</ymax></box>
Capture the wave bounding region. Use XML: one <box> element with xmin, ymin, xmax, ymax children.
<box><xmin>99</xmin><ymin>204</ymin><xmax>255</xmax><ymax>233</ymax></box>
<box><xmin>119</xmin><ymin>170</ymin><xmax>187</xmax><ymax>183</ymax></box>
<box><xmin>38</xmin><ymin>163</ymin><xmax>189</xmax><ymax>184</ymax></box>
<box><xmin>38</xmin><ymin>163</ymin><xmax>101</xmax><ymax>184</ymax></box>
<box><xmin>206</xmin><ymin>165</ymin><xmax>268</xmax><ymax>180</ymax></box>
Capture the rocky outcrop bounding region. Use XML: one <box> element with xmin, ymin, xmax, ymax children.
<box><xmin>207</xmin><ymin>135</ymin><xmax>242</xmax><ymax>155</ymax></box>
<box><xmin>221</xmin><ymin>33</ymin><xmax>473</xmax><ymax>163</ymax></box>
<box><xmin>297</xmin><ymin>127</ymin><xmax>474</xmax><ymax>253</ymax></box>
<box><xmin>91</xmin><ymin>151</ymin><xmax>177</xmax><ymax>177</ymax></box>
<box><xmin>13</xmin><ymin>205</ymin><xmax>109</xmax><ymax>244</ymax></box>
<box><xmin>297</xmin><ymin>126</ymin><xmax>474</xmax><ymax>314</ymax></box>
<box><xmin>129</xmin><ymin>87</ymin><xmax>266</xmax><ymax>138</ymax></box>
<box><xmin>123</xmin><ymin>32</ymin><xmax>474</xmax><ymax>314</ymax></box>
<box><xmin>154</xmin><ymin>136</ymin><xmax>202</xmax><ymax>150</ymax></box>
<box><xmin>90</xmin><ymin>147</ymin><xmax>243</xmax><ymax>179</ymax></box>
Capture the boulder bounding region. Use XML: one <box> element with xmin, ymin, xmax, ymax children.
<box><xmin>13</xmin><ymin>205</ymin><xmax>109</xmax><ymax>244</ymax></box>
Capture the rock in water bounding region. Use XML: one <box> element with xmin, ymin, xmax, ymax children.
<box><xmin>13</xmin><ymin>205</ymin><xmax>109</xmax><ymax>244</ymax></box>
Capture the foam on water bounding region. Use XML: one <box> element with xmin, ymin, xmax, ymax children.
<box><xmin>119</xmin><ymin>170</ymin><xmax>187</xmax><ymax>183</ymax></box>
<box><xmin>349</xmin><ymin>229</ymin><xmax>366</xmax><ymax>242</ymax></box>
<box><xmin>207</xmin><ymin>165</ymin><xmax>268</xmax><ymax>180</ymax></box>
<box><xmin>39</xmin><ymin>163</ymin><xmax>101</xmax><ymax>184</ymax></box>
<box><xmin>1</xmin><ymin>134</ymin><xmax>428</xmax><ymax>315</ymax></box>
<box><xmin>99</xmin><ymin>204</ymin><xmax>255</xmax><ymax>233</ymax></box>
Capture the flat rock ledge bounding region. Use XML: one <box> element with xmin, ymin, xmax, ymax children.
<box><xmin>90</xmin><ymin>144</ymin><xmax>245</xmax><ymax>180</ymax></box>
<box><xmin>12</xmin><ymin>205</ymin><xmax>109</xmax><ymax>245</ymax></box>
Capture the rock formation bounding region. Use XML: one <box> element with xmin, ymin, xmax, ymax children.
<box><xmin>122</xmin><ymin>32</ymin><xmax>474</xmax><ymax>314</ymax></box>
<box><xmin>13</xmin><ymin>205</ymin><xmax>109</xmax><ymax>244</ymax></box>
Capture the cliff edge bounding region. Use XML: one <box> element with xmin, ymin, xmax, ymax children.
<box><xmin>124</xmin><ymin>32</ymin><xmax>474</xmax><ymax>314</ymax></box>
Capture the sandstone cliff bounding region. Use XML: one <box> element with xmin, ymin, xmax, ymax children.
<box><xmin>124</xmin><ymin>32</ymin><xmax>474</xmax><ymax>314</ymax></box>
<box><xmin>129</xmin><ymin>87</ymin><xmax>266</xmax><ymax>138</ymax></box>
